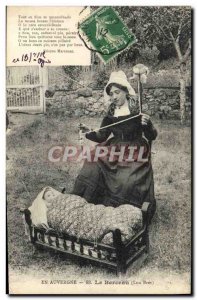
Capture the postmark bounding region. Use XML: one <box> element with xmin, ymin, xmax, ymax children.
<box><xmin>78</xmin><ymin>6</ymin><xmax>136</xmax><ymax>63</ymax></box>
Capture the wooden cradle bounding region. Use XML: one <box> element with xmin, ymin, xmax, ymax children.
<box><xmin>21</xmin><ymin>201</ymin><xmax>151</xmax><ymax>276</ymax></box>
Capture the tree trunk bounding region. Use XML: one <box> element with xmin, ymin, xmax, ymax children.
<box><xmin>179</xmin><ymin>62</ymin><xmax>187</xmax><ymax>124</ymax></box>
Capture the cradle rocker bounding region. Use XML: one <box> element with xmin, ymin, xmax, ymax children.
<box><xmin>21</xmin><ymin>199</ymin><xmax>151</xmax><ymax>276</ymax></box>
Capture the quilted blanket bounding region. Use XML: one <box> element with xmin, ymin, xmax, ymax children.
<box><xmin>29</xmin><ymin>187</ymin><xmax>142</xmax><ymax>245</ymax></box>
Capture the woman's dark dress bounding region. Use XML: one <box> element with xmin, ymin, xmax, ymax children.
<box><xmin>72</xmin><ymin>103</ymin><xmax>157</xmax><ymax>219</ymax></box>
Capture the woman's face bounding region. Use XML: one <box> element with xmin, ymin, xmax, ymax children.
<box><xmin>109</xmin><ymin>86</ymin><xmax>127</xmax><ymax>107</ymax></box>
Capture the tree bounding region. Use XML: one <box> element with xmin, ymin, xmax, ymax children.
<box><xmin>118</xmin><ymin>6</ymin><xmax>191</xmax><ymax>123</ymax></box>
<box><xmin>143</xmin><ymin>7</ymin><xmax>191</xmax><ymax>123</ymax></box>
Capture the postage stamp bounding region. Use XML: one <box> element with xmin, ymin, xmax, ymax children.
<box><xmin>78</xmin><ymin>6</ymin><xmax>136</xmax><ymax>63</ymax></box>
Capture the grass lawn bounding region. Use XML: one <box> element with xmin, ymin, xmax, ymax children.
<box><xmin>6</xmin><ymin>112</ymin><xmax>191</xmax><ymax>288</ymax></box>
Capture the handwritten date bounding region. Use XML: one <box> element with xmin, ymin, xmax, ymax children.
<box><xmin>12</xmin><ymin>51</ymin><xmax>51</xmax><ymax>67</ymax></box>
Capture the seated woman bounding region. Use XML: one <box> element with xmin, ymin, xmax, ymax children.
<box><xmin>72</xmin><ymin>70</ymin><xmax>157</xmax><ymax>220</ymax></box>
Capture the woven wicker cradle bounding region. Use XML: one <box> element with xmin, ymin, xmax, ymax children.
<box><xmin>21</xmin><ymin>199</ymin><xmax>151</xmax><ymax>276</ymax></box>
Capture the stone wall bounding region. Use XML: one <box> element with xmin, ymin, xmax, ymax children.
<box><xmin>46</xmin><ymin>87</ymin><xmax>191</xmax><ymax>120</ymax></box>
<box><xmin>46</xmin><ymin>89</ymin><xmax>109</xmax><ymax>117</ymax></box>
<box><xmin>142</xmin><ymin>87</ymin><xmax>191</xmax><ymax>119</ymax></box>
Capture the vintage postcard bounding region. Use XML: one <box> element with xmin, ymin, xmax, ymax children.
<box><xmin>6</xmin><ymin>5</ymin><xmax>192</xmax><ymax>295</ymax></box>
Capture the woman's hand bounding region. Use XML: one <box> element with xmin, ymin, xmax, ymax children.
<box><xmin>78</xmin><ymin>123</ymin><xmax>90</xmax><ymax>133</ymax></box>
<box><xmin>141</xmin><ymin>114</ymin><xmax>151</xmax><ymax>127</ymax></box>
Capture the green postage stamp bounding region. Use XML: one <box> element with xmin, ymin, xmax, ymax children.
<box><xmin>79</xmin><ymin>6</ymin><xmax>136</xmax><ymax>63</ymax></box>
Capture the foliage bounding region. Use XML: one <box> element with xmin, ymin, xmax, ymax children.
<box><xmin>116</xmin><ymin>6</ymin><xmax>191</xmax><ymax>63</ymax></box>
<box><xmin>116</xmin><ymin>6</ymin><xmax>191</xmax><ymax>123</ymax></box>
<box><xmin>139</xmin><ymin>46</ymin><xmax>160</xmax><ymax>67</ymax></box>
<box><xmin>92</xmin><ymin>68</ymin><xmax>109</xmax><ymax>88</ymax></box>
<box><xmin>146</xmin><ymin>70</ymin><xmax>179</xmax><ymax>88</ymax></box>
<box><xmin>62</xmin><ymin>66</ymin><xmax>82</xmax><ymax>89</ymax></box>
